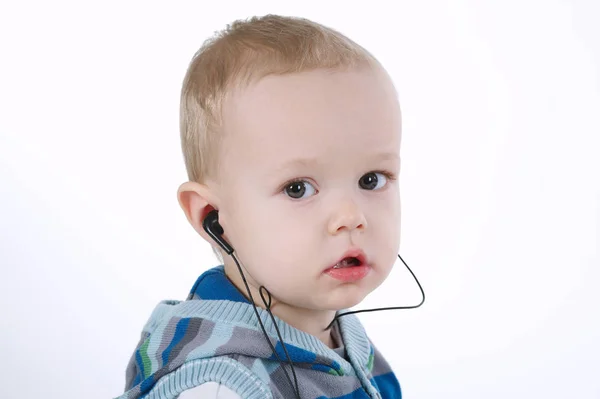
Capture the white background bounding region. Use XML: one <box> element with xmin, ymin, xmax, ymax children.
<box><xmin>1</xmin><ymin>1</ymin><xmax>598</xmax><ymax>398</ymax></box>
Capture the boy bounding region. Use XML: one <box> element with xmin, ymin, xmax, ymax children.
<box><xmin>118</xmin><ymin>14</ymin><xmax>402</xmax><ymax>399</ymax></box>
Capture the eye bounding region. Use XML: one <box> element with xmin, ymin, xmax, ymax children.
<box><xmin>284</xmin><ymin>180</ymin><xmax>317</xmax><ymax>199</ymax></box>
<box><xmin>359</xmin><ymin>172</ymin><xmax>388</xmax><ymax>190</ymax></box>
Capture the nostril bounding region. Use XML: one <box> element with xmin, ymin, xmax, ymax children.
<box><xmin>335</xmin><ymin>223</ymin><xmax>365</xmax><ymax>233</ymax></box>
<box><xmin>329</xmin><ymin>211</ymin><xmax>367</xmax><ymax>234</ymax></box>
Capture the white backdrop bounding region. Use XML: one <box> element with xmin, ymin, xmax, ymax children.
<box><xmin>1</xmin><ymin>1</ymin><xmax>598</xmax><ymax>398</ymax></box>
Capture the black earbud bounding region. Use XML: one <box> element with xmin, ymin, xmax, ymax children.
<box><xmin>202</xmin><ymin>210</ymin><xmax>234</xmax><ymax>255</ymax></box>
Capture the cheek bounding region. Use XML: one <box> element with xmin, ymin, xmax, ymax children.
<box><xmin>259</xmin><ymin>217</ymin><xmax>313</xmax><ymax>260</ymax></box>
<box><xmin>371</xmin><ymin>193</ymin><xmax>401</xmax><ymax>253</ymax></box>
<box><xmin>373</xmin><ymin>192</ymin><xmax>400</xmax><ymax>224</ymax></box>
<box><xmin>232</xmin><ymin>205</ymin><xmax>314</xmax><ymax>270</ymax></box>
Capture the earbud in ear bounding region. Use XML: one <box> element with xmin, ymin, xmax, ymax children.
<box><xmin>202</xmin><ymin>210</ymin><xmax>234</xmax><ymax>255</ymax></box>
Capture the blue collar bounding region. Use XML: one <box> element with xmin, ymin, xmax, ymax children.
<box><xmin>187</xmin><ymin>265</ymin><xmax>250</xmax><ymax>303</ymax></box>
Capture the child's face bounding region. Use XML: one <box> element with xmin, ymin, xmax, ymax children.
<box><xmin>214</xmin><ymin>67</ymin><xmax>401</xmax><ymax>312</ymax></box>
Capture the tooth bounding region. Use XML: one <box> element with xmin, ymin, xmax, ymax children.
<box><xmin>342</xmin><ymin>258</ymin><xmax>353</xmax><ymax>266</ymax></box>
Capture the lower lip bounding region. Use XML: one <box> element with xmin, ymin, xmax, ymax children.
<box><xmin>325</xmin><ymin>264</ymin><xmax>371</xmax><ymax>282</ymax></box>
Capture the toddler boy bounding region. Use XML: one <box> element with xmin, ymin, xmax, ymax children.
<box><xmin>118</xmin><ymin>14</ymin><xmax>402</xmax><ymax>399</ymax></box>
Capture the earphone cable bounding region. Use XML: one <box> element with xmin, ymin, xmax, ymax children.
<box><xmin>203</xmin><ymin>211</ymin><xmax>424</xmax><ymax>398</ymax></box>
<box><xmin>231</xmin><ymin>253</ymin><xmax>302</xmax><ymax>399</ymax></box>
<box><xmin>325</xmin><ymin>254</ymin><xmax>425</xmax><ymax>331</ymax></box>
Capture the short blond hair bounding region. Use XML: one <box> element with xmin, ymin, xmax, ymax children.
<box><xmin>179</xmin><ymin>14</ymin><xmax>380</xmax><ymax>184</ymax></box>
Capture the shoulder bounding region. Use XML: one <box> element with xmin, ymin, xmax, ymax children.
<box><xmin>177</xmin><ymin>382</ymin><xmax>242</xmax><ymax>399</ymax></box>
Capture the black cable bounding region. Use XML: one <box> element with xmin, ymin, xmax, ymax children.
<box><xmin>228</xmin><ymin>252</ymin><xmax>425</xmax><ymax>399</ymax></box>
<box><xmin>230</xmin><ymin>253</ymin><xmax>302</xmax><ymax>399</ymax></box>
<box><xmin>325</xmin><ymin>254</ymin><xmax>425</xmax><ymax>331</ymax></box>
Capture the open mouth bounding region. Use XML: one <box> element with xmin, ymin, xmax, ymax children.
<box><xmin>325</xmin><ymin>250</ymin><xmax>370</xmax><ymax>282</ymax></box>
<box><xmin>332</xmin><ymin>256</ymin><xmax>362</xmax><ymax>269</ymax></box>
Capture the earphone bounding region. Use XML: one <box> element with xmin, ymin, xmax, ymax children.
<box><xmin>202</xmin><ymin>210</ymin><xmax>233</xmax><ymax>255</ymax></box>
<box><xmin>202</xmin><ymin>209</ymin><xmax>425</xmax><ymax>399</ymax></box>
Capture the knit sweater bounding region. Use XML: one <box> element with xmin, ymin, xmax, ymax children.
<box><xmin>116</xmin><ymin>265</ymin><xmax>402</xmax><ymax>399</ymax></box>
<box><xmin>176</xmin><ymin>318</ymin><xmax>350</xmax><ymax>399</ymax></box>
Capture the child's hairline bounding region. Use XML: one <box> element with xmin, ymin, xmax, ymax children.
<box><xmin>185</xmin><ymin>61</ymin><xmax>384</xmax><ymax>184</ymax></box>
<box><xmin>178</xmin><ymin>15</ymin><xmax>390</xmax><ymax>234</ymax></box>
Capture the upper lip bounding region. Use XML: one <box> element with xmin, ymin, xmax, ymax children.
<box><xmin>327</xmin><ymin>248</ymin><xmax>367</xmax><ymax>270</ymax></box>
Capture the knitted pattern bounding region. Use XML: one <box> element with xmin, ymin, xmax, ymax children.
<box><xmin>116</xmin><ymin>266</ymin><xmax>401</xmax><ymax>399</ymax></box>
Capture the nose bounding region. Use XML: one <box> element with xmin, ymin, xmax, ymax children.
<box><xmin>328</xmin><ymin>199</ymin><xmax>367</xmax><ymax>235</ymax></box>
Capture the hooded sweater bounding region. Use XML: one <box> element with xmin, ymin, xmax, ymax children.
<box><xmin>116</xmin><ymin>265</ymin><xmax>402</xmax><ymax>399</ymax></box>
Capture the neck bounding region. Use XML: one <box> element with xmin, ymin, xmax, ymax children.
<box><xmin>223</xmin><ymin>263</ymin><xmax>337</xmax><ymax>349</ymax></box>
<box><xmin>268</xmin><ymin>303</ymin><xmax>338</xmax><ymax>349</ymax></box>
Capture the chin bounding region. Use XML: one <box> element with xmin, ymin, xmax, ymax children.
<box><xmin>322</xmin><ymin>274</ymin><xmax>380</xmax><ymax>309</ymax></box>
<box><xmin>327</xmin><ymin>290</ymin><xmax>369</xmax><ymax>311</ymax></box>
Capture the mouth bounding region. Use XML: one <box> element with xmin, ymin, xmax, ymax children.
<box><xmin>324</xmin><ymin>249</ymin><xmax>370</xmax><ymax>282</ymax></box>
<box><xmin>327</xmin><ymin>249</ymin><xmax>367</xmax><ymax>270</ymax></box>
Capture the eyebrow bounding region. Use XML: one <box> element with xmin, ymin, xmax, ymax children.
<box><xmin>277</xmin><ymin>157</ymin><xmax>321</xmax><ymax>171</ymax></box>
<box><xmin>372</xmin><ymin>152</ymin><xmax>400</xmax><ymax>162</ymax></box>
<box><xmin>276</xmin><ymin>152</ymin><xmax>400</xmax><ymax>173</ymax></box>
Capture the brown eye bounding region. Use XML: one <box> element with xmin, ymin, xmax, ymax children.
<box><xmin>359</xmin><ymin>172</ymin><xmax>387</xmax><ymax>190</ymax></box>
<box><xmin>284</xmin><ymin>181</ymin><xmax>316</xmax><ymax>199</ymax></box>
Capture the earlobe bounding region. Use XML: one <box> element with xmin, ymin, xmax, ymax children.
<box><xmin>177</xmin><ymin>181</ymin><xmax>218</xmax><ymax>241</ymax></box>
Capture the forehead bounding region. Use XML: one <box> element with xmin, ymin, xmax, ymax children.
<box><xmin>220</xmin><ymin>68</ymin><xmax>401</xmax><ymax>175</ymax></box>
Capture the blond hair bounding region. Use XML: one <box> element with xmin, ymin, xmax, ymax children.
<box><xmin>179</xmin><ymin>14</ymin><xmax>380</xmax><ymax>184</ymax></box>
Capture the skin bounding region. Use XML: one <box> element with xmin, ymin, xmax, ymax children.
<box><xmin>178</xmin><ymin>66</ymin><xmax>402</xmax><ymax>348</ymax></box>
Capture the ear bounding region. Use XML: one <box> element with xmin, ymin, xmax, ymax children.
<box><xmin>177</xmin><ymin>181</ymin><xmax>219</xmax><ymax>245</ymax></box>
